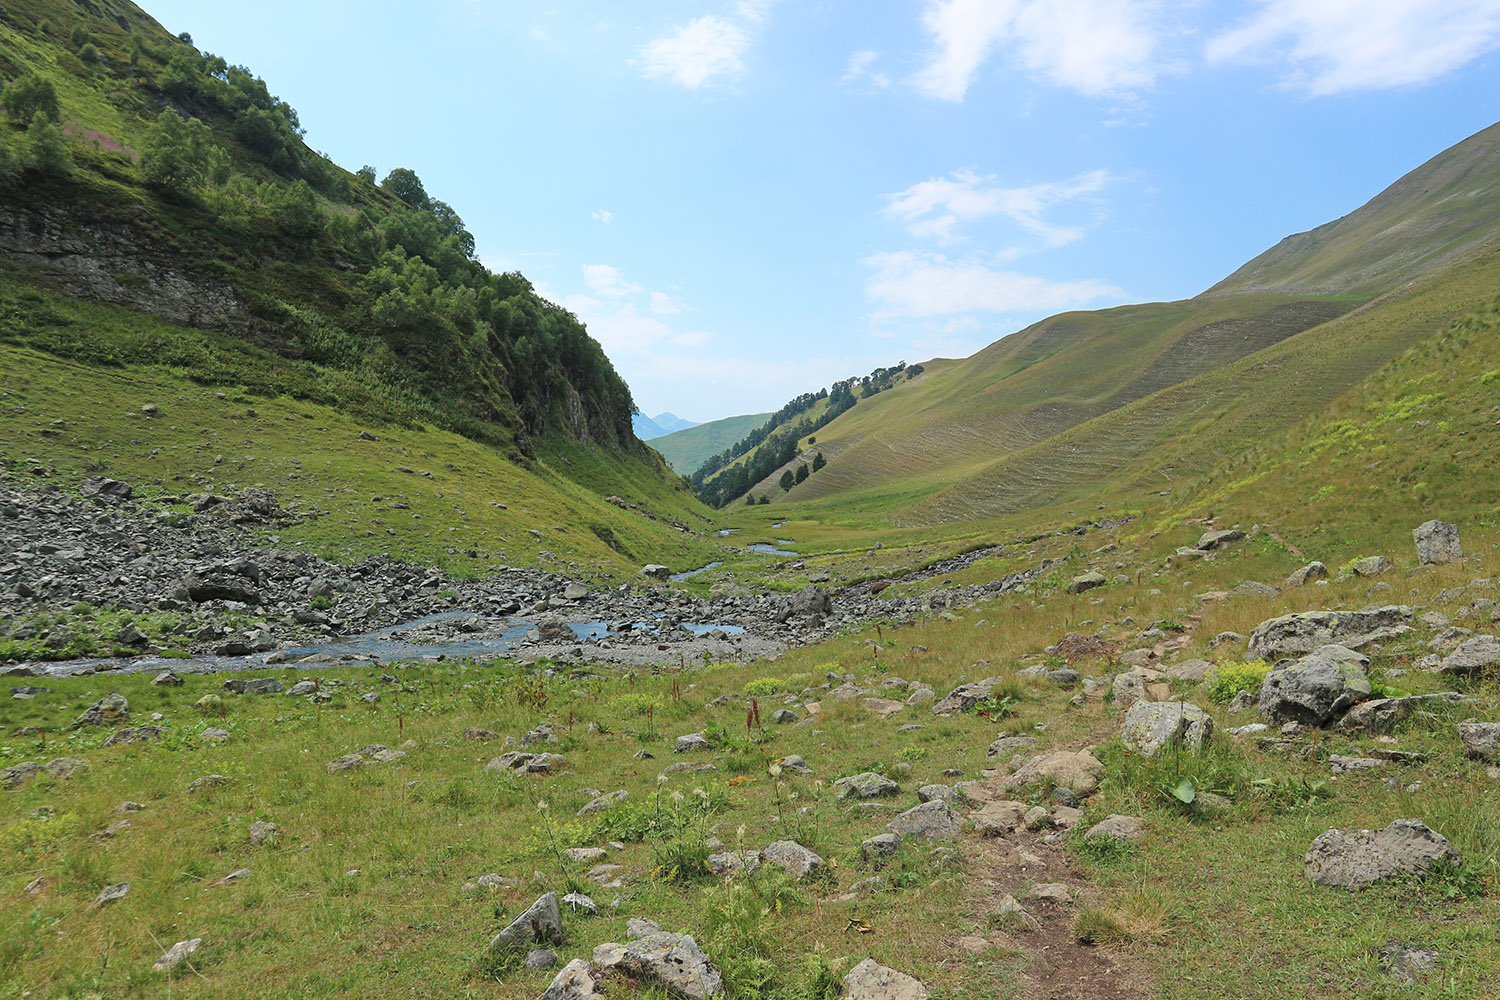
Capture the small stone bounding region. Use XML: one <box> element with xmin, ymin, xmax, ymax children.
<box><xmin>94</xmin><ymin>882</ymin><xmax>131</xmax><ymax>907</ymax></box>
<box><xmin>842</xmin><ymin>957</ymin><xmax>928</xmax><ymax>1000</ymax></box>
<box><xmin>1085</xmin><ymin>814</ymin><xmax>1145</xmax><ymax>843</ymax></box>
<box><xmin>834</xmin><ymin>772</ymin><xmax>899</xmax><ymax>800</ymax></box>
<box><xmin>762</xmin><ymin>840</ymin><xmax>825</xmax><ymax>879</ymax></box>
<box><xmin>1031</xmin><ymin>882</ymin><xmax>1074</xmax><ymax>903</ymax></box>
<box><xmin>187</xmin><ymin>774</ymin><xmax>231</xmax><ymax>793</ymax></box>
<box><xmin>153</xmin><ymin>937</ymin><xmax>203</xmax><ymax>972</ymax></box>
<box><xmin>249</xmin><ymin>820</ymin><xmax>277</xmax><ymax>845</ymax></box>
<box><xmin>861</xmin><ymin>833</ymin><xmax>900</xmax><ymax>861</ymax></box>
<box><xmin>993</xmin><ymin>894</ymin><xmax>1041</xmax><ymax>932</ymax></box>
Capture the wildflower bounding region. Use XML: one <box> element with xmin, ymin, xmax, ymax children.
<box><xmin>536</xmin><ymin>800</ymin><xmax>550</xmax><ymax>812</ymax></box>
<box><xmin>768</xmin><ymin>763</ymin><xmax>783</xmax><ymax>778</ymax></box>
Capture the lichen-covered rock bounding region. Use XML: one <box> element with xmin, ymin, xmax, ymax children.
<box><xmin>763</xmin><ymin>840</ymin><xmax>824</xmax><ymax>879</ymax></box>
<box><xmin>834</xmin><ymin>772</ymin><xmax>899</xmax><ymax>800</ymax></box>
<box><xmin>1334</xmin><ymin>692</ymin><xmax>1468</xmax><ymax>732</ymax></box>
<box><xmin>1084</xmin><ymin>814</ymin><xmax>1145</xmax><ymax>843</ymax></box>
<box><xmin>707</xmin><ymin>850</ymin><xmax>762</xmax><ymax>877</ymax></box>
<box><xmin>1003</xmin><ymin>751</ymin><xmax>1105</xmax><ymax>797</ymax></box>
<box><xmin>593</xmin><ymin>925</ymin><xmax>724</xmax><ymax>999</ymax></box>
<box><xmin>1304</xmin><ymin>820</ymin><xmax>1460</xmax><ymax>889</ymax></box>
<box><xmin>1438</xmin><ymin>635</ymin><xmax>1500</xmax><ymax>675</ymax></box>
<box><xmin>540</xmin><ymin>958</ymin><xmax>605</xmax><ymax>1000</ymax></box>
<box><xmin>1121</xmin><ymin>701</ymin><xmax>1213</xmax><ymax>757</ymax></box>
<box><xmin>1196</xmin><ymin>529</ymin><xmax>1245</xmax><ymax>551</ymax></box>
<box><xmin>841</xmin><ymin>957</ymin><xmax>928</xmax><ymax>1000</ymax></box>
<box><xmin>1065</xmin><ymin>572</ymin><xmax>1106</xmax><ymax>595</ymax></box>
<box><xmin>1458</xmin><ymin>722</ymin><xmax>1500</xmax><ymax>762</ymax></box>
<box><xmin>489</xmin><ymin>892</ymin><xmax>564</xmax><ymax>951</ymax></box>
<box><xmin>885</xmin><ymin>799</ymin><xmax>961</xmax><ymax>840</ymax></box>
<box><xmin>931</xmin><ymin>677</ymin><xmax>1004</xmax><ymax>715</ymax></box>
<box><xmin>73</xmin><ymin>692</ymin><xmax>129</xmax><ymax>728</ymax></box>
<box><xmin>1351</xmin><ymin>556</ymin><xmax>1392</xmax><ymax>577</ymax></box>
<box><xmin>1247</xmin><ymin>607</ymin><xmax>1411</xmax><ymax>661</ymax></box>
<box><xmin>1258</xmin><ymin>649</ymin><xmax>1371</xmax><ymax>726</ymax></box>
<box><xmin>1286</xmin><ymin>561</ymin><xmax>1329</xmax><ymax>587</ymax></box>
<box><xmin>1413</xmin><ymin>520</ymin><xmax>1462</xmax><ymax>566</ymax></box>
<box><xmin>969</xmin><ymin>799</ymin><xmax>1027</xmax><ymax>836</ymax></box>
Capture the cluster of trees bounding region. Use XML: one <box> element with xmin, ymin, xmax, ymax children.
<box><xmin>0</xmin><ymin>75</ymin><xmax>72</xmax><ymax>183</ymax></box>
<box><xmin>0</xmin><ymin>17</ymin><xmax>639</xmax><ymax>455</ymax></box>
<box><xmin>776</xmin><ymin>451</ymin><xmax>827</xmax><ymax>492</ymax></box>
<box><xmin>692</xmin><ymin>361</ymin><xmax>918</xmax><ymax>507</ymax></box>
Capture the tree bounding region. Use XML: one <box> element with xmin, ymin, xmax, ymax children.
<box><xmin>70</xmin><ymin>25</ymin><xmax>92</xmax><ymax>49</ymax></box>
<box><xmin>808</xmin><ymin>436</ymin><xmax>815</xmax><ymax>445</ymax></box>
<box><xmin>3</xmin><ymin>74</ymin><xmax>61</xmax><ymax>126</ymax></box>
<box><xmin>22</xmin><ymin>112</ymin><xmax>71</xmax><ymax>176</ymax></box>
<box><xmin>744</xmin><ymin>493</ymin><xmax>757</xmax><ymax>506</ymax></box>
<box><xmin>794</xmin><ymin>463</ymin><xmax>809</xmax><ymax>485</ymax></box>
<box><xmin>778</xmin><ymin>470</ymin><xmax>795</xmax><ymax>492</ymax></box>
<box><xmin>357</xmin><ymin>164</ymin><xmax>377</xmax><ymax>184</ymax></box>
<box><xmin>77</xmin><ymin>43</ymin><xmax>100</xmax><ymax>65</ymax></box>
<box><xmin>0</xmin><ymin>129</ymin><xmax>18</xmax><ymax>185</ymax></box>
<box><xmin>381</xmin><ymin>167</ymin><xmax>429</xmax><ymax>210</ymax></box>
<box><xmin>141</xmin><ymin>109</ymin><xmax>210</xmax><ymax>192</ymax></box>
<box><xmin>811</xmin><ymin>452</ymin><xmax>826</xmax><ymax>472</ymax></box>
<box><xmin>758</xmin><ymin>495</ymin><xmax>770</xmax><ymax>505</ymax></box>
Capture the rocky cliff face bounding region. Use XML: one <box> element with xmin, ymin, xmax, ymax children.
<box><xmin>0</xmin><ymin>205</ymin><xmax>247</xmax><ymax>329</ymax></box>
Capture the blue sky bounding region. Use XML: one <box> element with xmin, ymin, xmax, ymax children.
<box><xmin>146</xmin><ymin>0</ymin><xmax>1500</xmax><ymax>422</ymax></box>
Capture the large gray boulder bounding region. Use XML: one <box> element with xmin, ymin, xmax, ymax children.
<box><xmin>1258</xmin><ymin>648</ymin><xmax>1371</xmax><ymax>726</ymax></box>
<box><xmin>540</xmin><ymin>958</ymin><xmax>604</xmax><ymax>1000</ymax></box>
<box><xmin>489</xmin><ymin>892</ymin><xmax>564</xmax><ymax>952</ymax></box>
<box><xmin>1247</xmin><ymin>607</ymin><xmax>1411</xmax><ymax>661</ymax></box>
<box><xmin>1121</xmin><ymin>701</ymin><xmax>1213</xmax><ymax>757</ymax></box>
<box><xmin>885</xmin><ymin>800</ymin><xmax>961</xmax><ymax>840</ymax></box>
<box><xmin>1286</xmin><ymin>561</ymin><xmax>1329</xmax><ymax>587</ymax></box>
<box><xmin>931</xmin><ymin>677</ymin><xmax>1004</xmax><ymax>715</ymax></box>
<box><xmin>762</xmin><ymin>840</ymin><xmax>824</xmax><ymax>879</ymax></box>
<box><xmin>834</xmin><ymin>772</ymin><xmax>899</xmax><ymax>800</ymax></box>
<box><xmin>1003</xmin><ymin>751</ymin><xmax>1105</xmax><ymax>797</ymax></box>
<box><xmin>1413</xmin><ymin>520</ymin><xmax>1462</xmax><ymax>566</ymax></box>
<box><xmin>73</xmin><ymin>692</ymin><xmax>129</xmax><ymax>728</ymax></box>
<box><xmin>789</xmin><ymin>585</ymin><xmax>832</xmax><ymax>617</ymax></box>
<box><xmin>1437</xmin><ymin>635</ymin><xmax>1500</xmax><ymax>675</ymax></box>
<box><xmin>1458</xmin><ymin>722</ymin><xmax>1500</xmax><ymax>762</ymax></box>
<box><xmin>841</xmin><ymin>957</ymin><xmax>928</xmax><ymax>1000</ymax></box>
<box><xmin>1196</xmin><ymin>529</ymin><xmax>1245</xmax><ymax>550</ymax></box>
<box><xmin>593</xmin><ymin>924</ymin><xmax>723</xmax><ymax>999</ymax></box>
<box><xmin>1065</xmin><ymin>572</ymin><xmax>1106</xmax><ymax>595</ymax></box>
<box><xmin>1305</xmin><ymin>820</ymin><xmax>1461</xmax><ymax>889</ymax></box>
<box><xmin>1351</xmin><ymin>556</ymin><xmax>1392</xmax><ymax>577</ymax></box>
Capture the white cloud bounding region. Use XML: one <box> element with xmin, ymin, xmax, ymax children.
<box><xmin>1206</xmin><ymin>0</ymin><xmax>1500</xmax><ymax>95</ymax></box>
<box><xmin>840</xmin><ymin>50</ymin><xmax>891</xmax><ymax>89</ymax></box>
<box><xmin>864</xmin><ymin>250</ymin><xmax>1123</xmax><ymax>318</ymax></box>
<box><xmin>591</xmin><ymin>209</ymin><xmax>613</xmax><ymax>224</ymax></box>
<box><xmin>651</xmin><ymin>291</ymin><xmax>684</xmax><ymax>315</ymax></box>
<box><xmin>639</xmin><ymin>15</ymin><xmax>751</xmax><ymax>88</ymax></box>
<box><xmin>886</xmin><ymin>168</ymin><xmax>1111</xmax><ymax>247</ymax></box>
<box><xmin>582</xmin><ymin>263</ymin><xmax>641</xmax><ymax>297</ymax></box>
<box><xmin>912</xmin><ymin>0</ymin><xmax>1163</xmax><ymax>101</ymax></box>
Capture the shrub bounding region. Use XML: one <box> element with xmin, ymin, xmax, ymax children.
<box><xmin>744</xmin><ymin>677</ymin><xmax>785</xmax><ymax>697</ymax></box>
<box><xmin>1207</xmin><ymin>659</ymin><xmax>1270</xmax><ymax>703</ymax></box>
<box><xmin>2</xmin><ymin>74</ymin><xmax>61</xmax><ymax>126</ymax></box>
<box><xmin>22</xmin><ymin>113</ymin><xmax>72</xmax><ymax>176</ymax></box>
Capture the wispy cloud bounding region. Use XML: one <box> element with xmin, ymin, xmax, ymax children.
<box><xmin>639</xmin><ymin>1</ymin><xmax>777</xmax><ymax>89</ymax></box>
<box><xmin>840</xmin><ymin>50</ymin><xmax>891</xmax><ymax>90</ymax></box>
<box><xmin>1206</xmin><ymin>0</ymin><xmax>1500</xmax><ymax>95</ymax></box>
<box><xmin>885</xmin><ymin>168</ymin><xmax>1111</xmax><ymax>246</ymax></box>
<box><xmin>591</xmin><ymin>209</ymin><xmax>613</xmax><ymax>224</ymax></box>
<box><xmin>911</xmin><ymin>0</ymin><xmax>1163</xmax><ymax>101</ymax></box>
<box><xmin>582</xmin><ymin>263</ymin><xmax>641</xmax><ymax>297</ymax></box>
<box><xmin>864</xmin><ymin>250</ymin><xmax>1122</xmax><ymax>318</ymax></box>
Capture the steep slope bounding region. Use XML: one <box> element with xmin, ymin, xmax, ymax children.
<box><xmin>650</xmin><ymin>411</ymin><xmax>773</xmax><ymax>474</ymax></box>
<box><xmin>769</xmin><ymin>122</ymin><xmax>1500</xmax><ymax>525</ymax></box>
<box><xmin>0</xmin><ymin>0</ymin><xmax>714</xmax><ymax>572</ymax></box>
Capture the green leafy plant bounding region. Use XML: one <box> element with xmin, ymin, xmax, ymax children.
<box><xmin>1207</xmin><ymin>660</ymin><xmax>1271</xmax><ymax>704</ymax></box>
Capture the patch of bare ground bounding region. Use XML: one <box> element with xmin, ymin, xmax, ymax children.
<box><xmin>956</xmin><ymin>827</ymin><xmax>1151</xmax><ymax>1000</ymax></box>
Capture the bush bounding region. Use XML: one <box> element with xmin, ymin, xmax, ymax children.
<box><xmin>2</xmin><ymin>74</ymin><xmax>61</xmax><ymax>126</ymax></box>
<box><xmin>1207</xmin><ymin>660</ymin><xmax>1270</xmax><ymax>703</ymax></box>
<box><xmin>744</xmin><ymin>677</ymin><xmax>785</xmax><ymax>697</ymax></box>
<box><xmin>22</xmin><ymin>112</ymin><xmax>72</xmax><ymax>176</ymax></box>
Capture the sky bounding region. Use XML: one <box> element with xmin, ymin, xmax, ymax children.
<box><xmin>144</xmin><ymin>0</ymin><xmax>1500</xmax><ymax>423</ymax></box>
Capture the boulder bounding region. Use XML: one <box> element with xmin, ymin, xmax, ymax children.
<box><xmin>931</xmin><ymin>677</ymin><xmax>1004</xmax><ymax>714</ymax></box>
<box><xmin>790</xmin><ymin>585</ymin><xmax>832</xmax><ymax>617</ymax></box>
<box><xmin>885</xmin><ymin>800</ymin><xmax>961</xmax><ymax>840</ymax></box>
<box><xmin>1304</xmin><ymin>820</ymin><xmax>1461</xmax><ymax>889</ymax></box>
<box><xmin>639</xmin><ymin>564</ymin><xmax>671</xmax><ymax>580</ymax></box>
<box><xmin>593</xmin><ymin>925</ymin><xmax>723</xmax><ymax>999</ymax></box>
<box><xmin>1413</xmin><ymin>520</ymin><xmax>1462</xmax><ymax>566</ymax></box>
<box><xmin>1286</xmin><ymin>561</ymin><xmax>1329</xmax><ymax>587</ymax></box>
<box><xmin>1066</xmin><ymin>572</ymin><xmax>1106</xmax><ymax>595</ymax></box>
<box><xmin>834</xmin><ymin>772</ymin><xmax>899</xmax><ymax>800</ymax></box>
<box><xmin>1351</xmin><ymin>556</ymin><xmax>1392</xmax><ymax>577</ymax></box>
<box><xmin>1004</xmin><ymin>751</ymin><xmax>1105</xmax><ymax>797</ymax></box>
<box><xmin>1195</xmin><ymin>529</ymin><xmax>1245</xmax><ymax>550</ymax></box>
<box><xmin>152</xmin><ymin>937</ymin><xmax>203</xmax><ymax>972</ymax></box>
<box><xmin>1457</xmin><ymin>722</ymin><xmax>1500</xmax><ymax>762</ymax></box>
<box><xmin>1437</xmin><ymin>635</ymin><xmax>1500</xmax><ymax>675</ymax></box>
<box><xmin>861</xmin><ymin>833</ymin><xmax>900</xmax><ymax>861</ymax></box>
<box><xmin>841</xmin><ymin>957</ymin><xmax>928</xmax><ymax>1000</ymax></box>
<box><xmin>541</xmin><ymin>958</ymin><xmax>605</xmax><ymax>1000</ymax></box>
<box><xmin>1164</xmin><ymin>659</ymin><xmax>1213</xmax><ymax>682</ymax></box>
<box><xmin>223</xmin><ymin>678</ymin><xmax>282</xmax><ymax>695</ymax></box>
<box><xmin>706</xmin><ymin>850</ymin><xmax>762</xmax><ymax>877</ymax></box>
<box><xmin>1084</xmin><ymin>814</ymin><xmax>1145</xmax><ymax>843</ymax></box>
<box><xmin>916</xmin><ymin>784</ymin><xmax>961</xmax><ymax>806</ymax></box>
<box><xmin>1111</xmin><ymin>672</ymin><xmax>1149</xmax><ymax>710</ymax></box>
<box><xmin>102</xmin><ymin>726</ymin><xmax>164</xmax><ymax>748</ymax></box>
<box><xmin>1259</xmin><ymin>649</ymin><xmax>1371</xmax><ymax>726</ymax></box>
<box><xmin>73</xmin><ymin>692</ymin><xmax>129</xmax><ymax>728</ymax></box>
<box><xmin>80</xmin><ymin>477</ymin><xmax>134</xmax><ymax>504</ymax></box>
<box><xmin>969</xmin><ymin>799</ymin><xmax>1027</xmax><ymax>836</ymax></box>
<box><xmin>489</xmin><ymin>892</ymin><xmax>564</xmax><ymax>952</ymax></box>
<box><xmin>1334</xmin><ymin>692</ymin><xmax>1468</xmax><ymax>733</ymax></box>
<box><xmin>577</xmin><ymin>790</ymin><xmax>630</xmax><ymax>816</ymax></box>
<box><xmin>986</xmin><ymin>735</ymin><xmax>1037</xmax><ymax>759</ymax></box>
<box><xmin>1247</xmin><ymin>607</ymin><xmax>1411</xmax><ymax>660</ymax></box>
<box><xmin>762</xmin><ymin>840</ymin><xmax>824</xmax><ymax>879</ymax></box>
<box><xmin>1121</xmin><ymin>701</ymin><xmax>1213</xmax><ymax>757</ymax></box>
<box><xmin>674</xmin><ymin>733</ymin><xmax>712</xmax><ymax>753</ymax></box>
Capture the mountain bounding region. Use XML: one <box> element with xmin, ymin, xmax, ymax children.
<box><xmin>0</xmin><ymin>0</ymin><xmax>714</xmax><ymax>573</ymax></box>
<box><xmin>746</xmin><ymin>122</ymin><xmax>1500</xmax><ymax>527</ymax></box>
<box><xmin>648</xmin><ymin>411</ymin><xmax>773</xmax><ymax>475</ymax></box>
<box><xmin>651</xmin><ymin>412</ymin><xmax>698</xmax><ymax>435</ymax></box>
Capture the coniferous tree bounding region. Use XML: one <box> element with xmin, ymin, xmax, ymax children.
<box><xmin>794</xmin><ymin>463</ymin><xmax>809</xmax><ymax>485</ymax></box>
<box><xmin>812</xmin><ymin>452</ymin><xmax>826</xmax><ymax>472</ymax></box>
<box><xmin>778</xmin><ymin>470</ymin><xmax>795</xmax><ymax>492</ymax></box>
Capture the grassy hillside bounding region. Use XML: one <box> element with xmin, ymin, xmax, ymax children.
<box><xmin>761</xmin><ymin>122</ymin><xmax>1500</xmax><ymax>531</ymax></box>
<box><xmin>650</xmin><ymin>412</ymin><xmax>772</xmax><ymax>475</ymax></box>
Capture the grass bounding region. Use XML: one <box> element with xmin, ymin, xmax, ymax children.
<box><xmin>0</xmin><ymin>513</ymin><xmax>1497</xmax><ymax>998</ymax></box>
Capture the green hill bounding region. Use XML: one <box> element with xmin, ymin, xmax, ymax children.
<box><xmin>0</xmin><ymin>0</ymin><xmax>715</xmax><ymax>574</ymax></box>
<box><xmin>758</xmin><ymin>122</ymin><xmax>1500</xmax><ymax>529</ymax></box>
<box><xmin>649</xmin><ymin>411</ymin><xmax>772</xmax><ymax>475</ymax></box>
